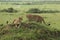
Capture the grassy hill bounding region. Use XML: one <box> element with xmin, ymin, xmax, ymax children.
<box><xmin>0</xmin><ymin>4</ymin><xmax>60</xmax><ymax>40</ymax></box>
<box><xmin>0</xmin><ymin>22</ymin><xmax>60</xmax><ymax>40</ymax></box>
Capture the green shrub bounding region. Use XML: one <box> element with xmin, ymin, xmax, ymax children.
<box><xmin>0</xmin><ymin>8</ymin><xmax>18</xmax><ymax>13</ymax></box>
<box><xmin>0</xmin><ymin>22</ymin><xmax>60</xmax><ymax>40</ymax></box>
<box><xmin>26</xmin><ymin>8</ymin><xmax>41</xmax><ymax>13</ymax></box>
<box><xmin>26</xmin><ymin>8</ymin><xmax>60</xmax><ymax>13</ymax></box>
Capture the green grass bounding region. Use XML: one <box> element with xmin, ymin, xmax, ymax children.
<box><xmin>0</xmin><ymin>4</ymin><xmax>60</xmax><ymax>40</ymax></box>
<box><xmin>0</xmin><ymin>13</ymin><xmax>60</xmax><ymax>30</ymax></box>
<box><xmin>0</xmin><ymin>4</ymin><xmax>60</xmax><ymax>30</ymax></box>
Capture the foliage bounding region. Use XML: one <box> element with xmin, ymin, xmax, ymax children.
<box><xmin>0</xmin><ymin>22</ymin><xmax>60</xmax><ymax>40</ymax></box>
<box><xmin>26</xmin><ymin>8</ymin><xmax>60</xmax><ymax>13</ymax></box>
<box><xmin>0</xmin><ymin>8</ymin><xmax>18</xmax><ymax>13</ymax></box>
<box><xmin>26</xmin><ymin>8</ymin><xmax>41</xmax><ymax>13</ymax></box>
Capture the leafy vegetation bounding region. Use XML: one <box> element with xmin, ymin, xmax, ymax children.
<box><xmin>0</xmin><ymin>3</ymin><xmax>60</xmax><ymax>40</ymax></box>
<box><xmin>26</xmin><ymin>8</ymin><xmax>60</xmax><ymax>13</ymax></box>
<box><xmin>0</xmin><ymin>8</ymin><xmax>18</xmax><ymax>13</ymax></box>
<box><xmin>0</xmin><ymin>22</ymin><xmax>60</xmax><ymax>40</ymax></box>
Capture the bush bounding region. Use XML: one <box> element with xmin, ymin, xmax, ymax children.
<box><xmin>26</xmin><ymin>8</ymin><xmax>41</xmax><ymax>13</ymax></box>
<box><xmin>26</xmin><ymin>8</ymin><xmax>60</xmax><ymax>13</ymax></box>
<box><xmin>0</xmin><ymin>8</ymin><xmax>18</xmax><ymax>13</ymax></box>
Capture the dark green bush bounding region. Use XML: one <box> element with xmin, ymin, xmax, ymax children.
<box><xmin>0</xmin><ymin>8</ymin><xmax>18</xmax><ymax>13</ymax></box>
<box><xmin>26</xmin><ymin>8</ymin><xmax>41</xmax><ymax>13</ymax></box>
<box><xmin>26</xmin><ymin>8</ymin><xmax>60</xmax><ymax>13</ymax></box>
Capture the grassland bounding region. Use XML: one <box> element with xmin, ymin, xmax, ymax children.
<box><xmin>0</xmin><ymin>4</ymin><xmax>60</xmax><ymax>29</ymax></box>
<box><xmin>0</xmin><ymin>4</ymin><xmax>60</xmax><ymax>40</ymax></box>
